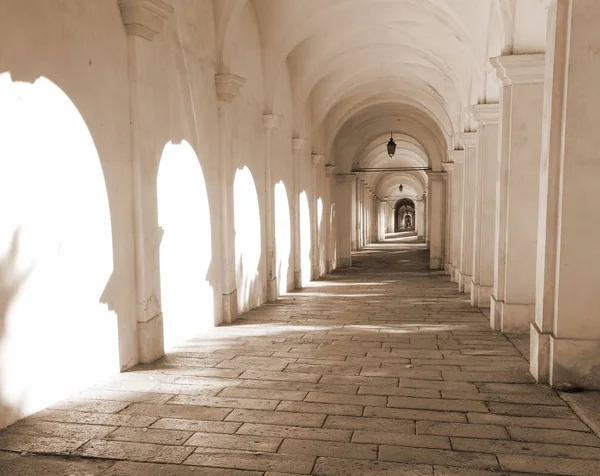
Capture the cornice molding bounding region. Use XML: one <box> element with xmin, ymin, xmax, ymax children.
<box><xmin>442</xmin><ymin>162</ymin><xmax>455</xmax><ymax>174</ymax></box>
<box><xmin>335</xmin><ymin>174</ymin><xmax>357</xmax><ymax>184</ymax></box>
<box><xmin>471</xmin><ymin>103</ymin><xmax>500</xmax><ymax>126</ymax></box>
<box><xmin>426</xmin><ymin>171</ymin><xmax>447</xmax><ymax>181</ymax></box>
<box><xmin>491</xmin><ymin>54</ymin><xmax>546</xmax><ymax>86</ymax></box>
<box><xmin>292</xmin><ymin>138</ymin><xmax>308</xmax><ymax>152</ymax></box>
<box><xmin>215</xmin><ymin>74</ymin><xmax>246</xmax><ymax>102</ymax></box>
<box><xmin>118</xmin><ymin>0</ymin><xmax>174</xmax><ymax>41</ymax></box>
<box><xmin>262</xmin><ymin>114</ymin><xmax>284</xmax><ymax>132</ymax></box>
<box><xmin>311</xmin><ymin>154</ymin><xmax>324</xmax><ymax>168</ymax></box>
<box><xmin>459</xmin><ymin>131</ymin><xmax>478</xmax><ymax>149</ymax></box>
<box><xmin>325</xmin><ymin>164</ymin><xmax>337</xmax><ymax>176</ymax></box>
<box><xmin>448</xmin><ymin>149</ymin><xmax>466</xmax><ymax>164</ymax></box>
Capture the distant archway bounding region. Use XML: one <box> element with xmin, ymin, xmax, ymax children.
<box><xmin>394</xmin><ymin>198</ymin><xmax>416</xmax><ymax>232</ymax></box>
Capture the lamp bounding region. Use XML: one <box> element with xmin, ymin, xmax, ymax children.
<box><xmin>398</xmin><ymin>184</ymin><xmax>403</xmax><ymax>192</ymax></box>
<box><xmin>387</xmin><ymin>131</ymin><xmax>396</xmax><ymax>158</ymax></box>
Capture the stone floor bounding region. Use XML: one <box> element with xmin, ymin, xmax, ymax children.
<box><xmin>2</xmin><ymin>233</ymin><xmax>600</xmax><ymax>475</ymax></box>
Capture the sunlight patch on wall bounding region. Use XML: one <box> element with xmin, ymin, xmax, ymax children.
<box><xmin>0</xmin><ymin>73</ymin><xmax>118</xmax><ymax>428</ymax></box>
<box><xmin>274</xmin><ymin>181</ymin><xmax>291</xmax><ymax>295</ymax></box>
<box><xmin>234</xmin><ymin>166</ymin><xmax>262</xmax><ymax>312</ymax></box>
<box><xmin>157</xmin><ymin>140</ymin><xmax>214</xmax><ymax>351</ymax></box>
<box><xmin>299</xmin><ymin>191</ymin><xmax>312</xmax><ymax>287</ymax></box>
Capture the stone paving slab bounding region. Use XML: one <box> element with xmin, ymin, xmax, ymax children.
<box><xmin>0</xmin><ymin>241</ymin><xmax>597</xmax><ymax>475</ymax></box>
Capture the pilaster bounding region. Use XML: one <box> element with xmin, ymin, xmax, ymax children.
<box><xmin>470</xmin><ymin>104</ymin><xmax>500</xmax><ymax>309</ymax></box>
<box><xmin>426</xmin><ymin>171</ymin><xmax>447</xmax><ymax>270</ymax></box>
<box><xmin>292</xmin><ymin>138</ymin><xmax>308</xmax><ymax>288</ymax></box>
<box><xmin>216</xmin><ymin>73</ymin><xmax>246</xmax><ymax>322</ymax></box>
<box><xmin>458</xmin><ymin>132</ymin><xmax>478</xmax><ymax>295</ymax></box>
<box><xmin>447</xmin><ymin>149</ymin><xmax>465</xmax><ymax>284</ymax></box>
<box><xmin>531</xmin><ymin>1</ymin><xmax>600</xmax><ymax>389</ymax></box>
<box><xmin>490</xmin><ymin>54</ymin><xmax>545</xmax><ymax>333</ymax></box>
<box><xmin>119</xmin><ymin>0</ymin><xmax>174</xmax><ymax>363</ymax></box>
<box><xmin>262</xmin><ymin>114</ymin><xmax>283</xmax><ymax>302</ymax></box>
<box><xmin>335</xmin><ymin>174</ymin><xmax>357</xmax><ymax>268</ymax></box>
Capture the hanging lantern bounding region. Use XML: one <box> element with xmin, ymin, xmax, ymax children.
<box><xmin>387</xmin><ymin>131</ymin><xmax>396</xmax><ymax>158</ymax></box>
<box><xmin>399</xmin><ymin>184</ymin><xmax>403</xmax><ymax>192</ymax></box>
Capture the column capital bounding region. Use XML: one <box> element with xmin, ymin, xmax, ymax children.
<box><xmin>262</xmin><ymin>114</ymin><xmax>284</xmax><ymax>132</ymax></box>
<box><xmin>335</xmin><ymin>174</ymin><xmax>357</xmax><ymax>184</ymax></box>
<box><xmin>118</xmin><ymin>0</ymin><xmax>174</xmax><ymax>40</ymax></box>
<box><xmin>459</xmin><ymin>131</ymin><xmax>478</xmax><ymax>148</ymax></box>
<box><xmin>215</xmin><ymin>74</ymin><xmax>246</xmax><ymax>102</ymax></box>
<box><xmin>292</xmin><ymin>138</ymin><xmax>308</xmax><ymax>153</ymax></box>
<box><xmin>448</xmin><ymin>149</ymin><xmax>466</xmax><ymax>164</ymax></box>
<box><xmin>442</xmin><ymin>162</ymin><xmax>455</xmax><ymax>174</ymax></box>
<box><xmin>325</xmin><ymin>164</ymin><xmax>337</xmax><ymax>176</ymax></box>
<box><xmin>470</xmin><ymin>103</ymin><xmax>500</xmax><ymax>125</ymax></box>
<box><xmin>426</xmin><ymin>171</ymin><xmax>447</xmax><ymax>181</ymax></box>
<box><xmin>311</xmin><ymin>154</ymin><xmax>324</xmax><ymax>168</ymax></box>
<box><xmin>491</xmin><ymin>54</ymin><xmax>546</xmax><ymax>86</ymax></box>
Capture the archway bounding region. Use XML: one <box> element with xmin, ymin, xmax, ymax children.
<box><xmin>274</xmin><ymin>181</ymin><xmax>291</xmax><ymax>294</ymax></box>
<box><xmin>0</xmin><ymin>74</ymin><xmax>117</xmax><ymax>426</ymax></box>
<box><xmin>395</xmin><ymin>198</ymin><xmax>416</xmax><ymax>232</ymax></box>
<box><xmin>234</xmin><ymin>166</ymin><xmax>262</xmax><ymax>312</ymax></box>
<box><xmin>157</xmin><ymin>140</ymin><xmax>213</xmax><ymax>351</ymax></box>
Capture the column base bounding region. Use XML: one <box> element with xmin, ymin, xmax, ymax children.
<box><xmin>267</xmin><ymin>277</ymin><xmax>278</xmax><ymax>302</ymax></box>
<box><xmin>549</xmin><ymin>335</ymin><xmax>600</xmax><ymax>390</ymax></box>
<box><xmin>444</xmin><ymin>262</ymin><xmax>452</xmax><ymax>275</ymax></box>
<box><xmin>312</xmin><ymin>264</ymin><xmax>320</xmax><ymax>280</ymax></box>
<box><xmin>430</xmin><ymin>257</ymin><xmax>443</xmax><ymax>270</ymax></box>
<box><xmin>490</xmin><ymin>296</ymin><xmax>533</xmax><ymax>333</ymax></box>
<box><xmin>456</xmin><ymin>270</ymin><xmax>464</xmax><ymax>290</ymax></box>
<box><xmin>351</xmin><ymin>240</ymin><xmax>358</xmax><ymax>251</ymax></box>
<box><xmin>461</xmin><ymin>274</ymin><xmax>472</xmax><ymax>295</ymax></box>
<box><xmin>338</xmin><ymin>257</ymin><xmax>351</xmax><ymax>268</ymax></box>
<box><xmin>294</xmin><ymin>270</ymin><xmax>302</xmax><ymax>289</ymax></box>
<box><xmin>326</xmin><ymin>260</ymin><xmax>333</xmax><ymax>273</ymax></box>
<box><xmin>529</xmin><ymin>322</ymin><xmax>550</xmax><ymax>383</ymax></box>
<box><xmin>137</xmin><ymin>313</ymin><xmax>164</xmax><ymax>363</ymax></box>
<box><xmin>222</xmin><ymin>289</ymin><xmax>238</xmax><ymax>324</ymax></box>
<box><xmin>470</xmin><ymin>283</ymin><xmax>492</xmax><ymax>309</ymax></box>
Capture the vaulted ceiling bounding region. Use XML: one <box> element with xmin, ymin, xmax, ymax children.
<box><xmin>245</xmin><ymin>0</ymin><xmax>548</xmax><ymax>198</ymax></box>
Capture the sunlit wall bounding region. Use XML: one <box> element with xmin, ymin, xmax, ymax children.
<box><xmin>0</xmin><ymin>74</ymin><xmax>119</xmax><ymax>428</ymax></box>
<box><xmin>299</xmin><ymin>191</ymin><xmax>312</xmax><ymax>286</ymax></box>
<box><xmin>234</xmin><ymin>166</ymin><xmax>262</xmax><ymax>312</ymax></box>
<box><xmin>274</xmin><ymin>181</ymin><xmax>291</xmax><ymax>294</ymax></box>
<box><xmin>157</xmin><ymin>140</ymin><xmax>213</xmax><ymax>350</ymax></box>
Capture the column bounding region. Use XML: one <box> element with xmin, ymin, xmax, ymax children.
<box><xmin>262</xmin><ymin>114</ymin><xmax>283</xmax><ymax>301</ymax></box>
<box><xmin>442</xmin><ymin>162</ymin><xmax>454</xmax><ymax>275</ymax></box>
<box><xmin>291</xmin><ymin>138</ymin><xmax>307</xmax><ymax>289</ymax></box>
<box><xmin>531</xmin><ymin>0</ymin><xmax>600</xmax><ymax>389</ymax></box>
<box><xmin>335</xmin><ymin>174</ymin><xmax>357</xmax><ymax>267</ymax></box>
<box><xmin>458</xmin><ymin>132</ymin><xmax>478</xmax><ymax>294</ymax></box>
<box><xmin>311</xmin><ymin>154</ymin><xmax>324</xmax><ymax>279</ymax></box>
<box><xmin>470</xmin><ymin>104</ymin><xmax>500</xmax><ymax>308</ymax></box>
<box><xmin>120</xmin><ymin>0</ymin><xmax>173</xmax><ymax>362</ymax></box>
<box><xmin>448</xmin><ymin>150</ymin><xmax>465</xmax><ymax>284</ymax></box>
<box><xmin>423</xmin><ymin>192</ymin><xmax>429</xmax><ymax>246</ymax></box>
<box><xmin>490</xmin><ymin>54</ymin><xmax>545</xmax><ymax>333</ymax></box>
<box><xmin>216</xmin><ymin>74</ymin><xmax>246</xmax><ymax>322</ymax></box>
<box><xmin>426</xmin><ymin>171</ymin><xmax>446</xmax><ymax>270</ymax></box>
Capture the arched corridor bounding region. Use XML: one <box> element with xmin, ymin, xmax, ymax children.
<box><xmin>2</xmin><ymin>0</ymin><xmax>600</xmax><ymax>473</ymax></box>
<box><xmin>2</xmin><ymin>236</ymin><xmax>600</xmax><ymax>474</ymax></box>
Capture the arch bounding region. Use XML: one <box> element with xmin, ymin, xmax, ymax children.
<box><xmin>274</xmin><ymin>181</ymin><xmax>291</xmax><ymax>295</ymax></box>
<box><xmin>234</xmin><ymin>166</ymin><xmax>262</xmax><ymax>312</ymax></box>
<box><xmin>157</xmin><ymin>140</ymin><xmax>213</xmax><ymax>350</ymax></box>
<box><xmin>0</xmin><ymin>74</ymin><xmax>117</xmax><ymax>426</ymax></box>
<box><xmin>299</xmin><ymin>191</ymin><xmax>312</xmax><ymax>287</ymax></box>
